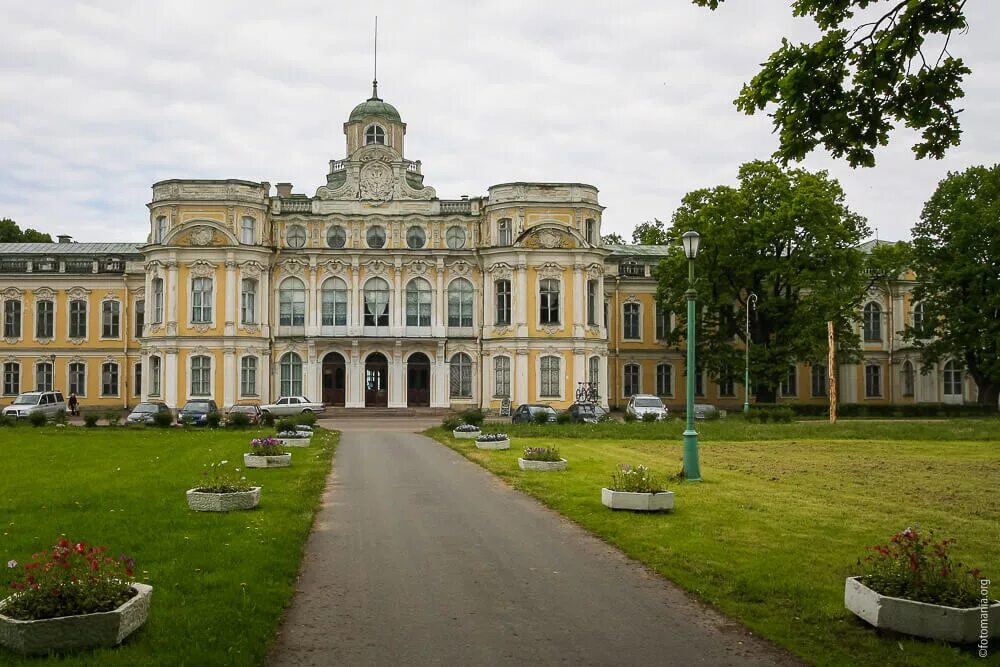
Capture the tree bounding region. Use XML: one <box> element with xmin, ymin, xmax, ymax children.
<box><xmin>631</xmin><ymin>219</ymin><xmax>669</xmax><ymax>245</ymax></box>
<box><xmin>656</xmin><ymin>160</ymin><xmax>870</xmax><ymax>402</ymax></box>
<box><xmin>601</xmin><ymin>232</ymin><xmax>626</xmax><ymax>245</ymax></box>
<box><xmin>693</xmin><ymin>1</ymin><xmax>971</xmax><ymax>167</ymax></box>
<box><xmin>907</xmin><ymin>164</ymin><xmax>1000</xmax><ymax>408</ymax></box>
<box><xmin>0</xmin><ymin>218</ymin><xmax>53</xmax><ymax>243</ymax></box>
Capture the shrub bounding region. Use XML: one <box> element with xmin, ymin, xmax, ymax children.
<box><xmin>3</xmin><ymin>536</ymin><xmax>137</xmax><ymax>621</ymax></box>
<box><xmin>532</xmin><ymin>410</ymin><xmax>551</xmax><ymax>425</ymax></box>
<box><xmin>641</xmin><ymin>412</ymin><xmax>659</xmax><ymax>423</ymax></box>
<box><xmin>459</xmin><ymin>408</ymin><xmax>485</xmax><ymax>427</ymax></box>
<box><xmin>623</xmin><ymin>411</ymin><xmax>637</xmax><ymax>423</ymax></box>
<box><xmin>28</xmin><ymin>411</ymin><xmax>48</xmax><ymax>427</ymax></box>
<box><xmin>556</xmin><ymin>411</ymin><xmax>572</xmax><ymax>424</ymax></box>
<box><xmin>83</xmin><ymin>414</ymin><xmax>99</xmax><ymax>428</ymax></box>
<box><xmin>297</xmin><ymin>411</ymin><xmax>318</xmax><ymax>426</ymax></box>
<box><xmin>441</xmin><ymin>416</ymin><xmax>460</xmax><ymax>431</ymax></box>
<box><xmin>608</xmin><ymin>463</ymin><xmax>664</xmax><ymax>493</ymax></box>
<box><xmin>0</xmin><ymin>414</ymin><xmax>15</xmax><ymax>427</ymax></box>
<box><xmin>276</xmin><ymin>418</ymin><xmax>298</xmax><ymax>434</ymax></box>
<box><xmin>856</xmin><ymin>527</ymin><xmax>983</xmax><ymax>607</ymax></box>
<box><xmin>261</xmin><ymin>411</ymin><xmax>275</xmax><ymax>427</ymax></box>
<box><xmin>180</xmin><ymin>414</ymin><xmax>194</xmax><ymax>426</ymax></box>
<box><xmin>227</xmin><ymin>412</ymin><xmax>251</xmax><ymax>429</ymax></box>
<box><xmin>52</xmin><ymin>409</ymin><xmax>67</xmax><ymax>425</ymax></box>
<box><xmin>152</xmin><ymin>410</ymin><xmax>174</xmax><ymax>428</ymax></box>
<box><xmin>194</xmin><ymin>459</ymin><xmax>253</xmax><ymax>493</ymax></box>
<box><xmin>205</xmin><ymin>411</ymin><xmax>222</xmax><ymax>429</ymax></box>
<box><xmin>522</xmin><ymin>446</ymin><xmax>560</xmax><ymax>462</ymax></box>
<box><xmin>105</xmin><ymin>411</ymin><xmax>121</xmax><ymax>427</ymax></box>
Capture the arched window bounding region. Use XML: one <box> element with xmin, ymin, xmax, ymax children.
<box><xmin>151</xmin><ymin>278</ymin><xmax>164</xmax><ymax>323</ymax></box>
<box><xmin>406</xmin><ymin>278</ymin><xmax>432</xmax><ymax>327</ymax></box>
<box><xmin>406</xmin><ymin>226</ymin><xmax>426</xmax><ymax>249</ymax></box>
<box><xmin>495</xmin><ymin>279</ymin><xmax>511</xmax><ymax>326</ymax></box>
<box><xmin>327</xmin><ymin>225</ymin><xmax>347</xmax><ymax>248</ymax></box>
<box><xmin>863</xmin><ymin>302</ymin><xmax>882</xmax><ymax>341</ymax></box>
<box><xmin>69</xmin><ymin>362</ymin><xmax>86</xmax><ymax>396</ymax></box>
<box><xmin>494</xmin><ymin>356</ymin><xmax>511</xmax><ymax>398</ymax></box>
<box><xmin>497</xmin><ymin>218</ymin><xmax>512</xmax><ymax>246</ymax></box>
<box><xmin>321</xmin><ymin>277</ymin><xmax>348</xmax><ymax>327</ymax></box>
<box><xmin>190</xmin><ymin>356</ymin><xmax>211</xmax><ymax>396</ymax></box>
<box><xmin>589</xmin><ymin>356</ymin><xmax>601</xmax><ymax>389</ymax></box>
<box><xmin>279</xmin><ymin>278</ymin><xmax>306</xmax><ymax>326</ymax></box>
<box><xmin>365</xmin><ymin>124</ymin><xmax>385</xmax><ymax>145</ymax></box>
<box><xmin>366</xmin><ymin>226</ymin><xmax>386</xmax><ymax>249</ymax></box>
<box><xmin>101</xmin><ymin>362</ymin><xmax>118</xmax><ymax>396</ymax></box>
<box><xmin>864</xmin><ymin>364</ymin><xmax>882</xmax><ymax>398</ymax></box>
<box><xmin>448</xmin><ymin>279</ymin><xmax>474</xmax><ymax>327</ymax></box>
<box><xmin>3</xmin><ymin>361</ymin><xmax>20</xmax><ymax>395</ymax></box>
<box><xmin>943</xmin><ymin>360</ymin><xmax>962</xmax><ymax>396</ymax></box>
<box><xmin>656</xmin><ymin>363</ymin><xmax>672</xmax><ymax>396</ymax></box>
<box><xmin>539</xmin><ymin>278</ymin><xmax>560</xmax><ymax>325</ymax></box>
<box><xmin>241</xmin><ymin>278</ymin><xmax>257</xmax><ymax>325</ymax></box>
<box><xmin>449</xmin><ymin>352</ymin><xmax>472</xmax><ymax>398</ymax></box>
<box><xmin>363</xmin><ymin>278</ymin><xmax>390</xmax><ymax>327</ymax></box>
<box><xmin>191</xmin><ymin>277</ymin><xmax>213</xmax><ymax>324</ymax></box>
<box><xmin>623</xmin><ymin>363</ymin><xmax>640</xmax><ymax>397</ymax></box>
<box><xmin>540</xmin><ymin>356</ymin><xmax>562</xmax><ymax>398</ymax></box>
<box><xmin>69</xmin><ymin>300</ymin><xmax>87</xmax><ymax>338</ymax></box>
<box><xmin>286</xmin><ymin>224</ymin><xmax>306</xmax><ymax>248</ymax></box>
<box><xmin>280</xmin><ymin>352</ymin><xmax>303</xmax><ymax>397</ymax></box>
<box><xmin>901</xmin><ymin>360</ymin><xmax>915</xmax><ymax>397</ymax></box>
<box><xmin>35</xmin><ymin>361</ymin><xmax>53</xmax><ymax>392</ymax></box>
<box><xmin>149</xmin><ymin>356</ymin><xmax>161</xmax><ymax>396</ymax></box>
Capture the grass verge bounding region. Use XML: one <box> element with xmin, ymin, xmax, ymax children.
<box><xmin>0</xmin><ymin>425</ymin><xmax>337</xmax><ymax>666</ymax></box>
<box><xmin>428</xmin><ymin>424</ymin><xmax>999</xmax><ymax>666</ymax></box>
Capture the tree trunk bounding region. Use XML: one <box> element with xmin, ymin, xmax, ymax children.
<box><xmin>754</xmin><ymin>386</ymin><xmax>777</xmax><ymax>403</ymax></box>
<box><xmin>975</xmin><ymin>382</ymin><xmax>999</xmax><ymax>410</ymax></box>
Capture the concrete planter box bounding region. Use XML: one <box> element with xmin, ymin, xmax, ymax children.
<box><xmin>601</xmin><ymin>488</ymin><xmax>674</xmax><ymax>512</ymax></box>
<box><xmin>243</xmin><ymin>452</ymin><xmax>291</xmax><ymax>468</ymax></box>
<box><xmin>475</xmin><ymin>438</ymin><xmax>510</xmax><ymax>450</ymax></box>
<box><xmin>186</xmin><ymin>487</ymin><xmax>261</xmax><ymax>512</ymax></box>
<box><xmin>0</xmin><ymin>582</ymin><xmax>152</xmax><ymax>655</ymax></box>
<box><xmin>453</xmin><ymin>428</ymin><xmax>481</xmax><ymax>439</ymax></box>
<box><xmin>845</xmin><ymin>576</ymin><xmax>1000</xmax><ymax>643</ymax></box>
<box><xmin>518</xmin><ymin>458</ymin><xmax>567</xmax><ymax>471</ymax></box>
<box><xmin>277</xmin><ymin>437</ymin><xmax>311</xmax><ymax>447</ymax></box>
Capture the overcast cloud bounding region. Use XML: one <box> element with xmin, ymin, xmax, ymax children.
<box><xmin>1</xmin><ymin>1</ymin><xmax>998</xmax><ymax>244</ymax></box>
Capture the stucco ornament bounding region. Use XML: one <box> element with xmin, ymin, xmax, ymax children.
<box><xmin>188</xmin><ymin>261</ymin><xmax>216</xmax><ymax>278</ymax></box>
<box><xmin>191</xmin><ymin>227</ymin><xmax>215</xmax><ymax>246</ymax></box>
<box><xmin>359</xmin><ymin>161</ymin><xmax>394</xmax><ymax>202</ymax></box>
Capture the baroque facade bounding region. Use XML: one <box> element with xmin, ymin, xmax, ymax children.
<box><xmin>0</xmin><ymin>92</ymin><xmax>973</xmax><ymax>412</ymax></box>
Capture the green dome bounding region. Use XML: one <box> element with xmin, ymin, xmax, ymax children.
<box><xmin>349</xmin><ymin>96</ymin><xmax>401</xmax><ymax>123</ymax></box>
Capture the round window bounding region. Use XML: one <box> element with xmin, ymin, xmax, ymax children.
<box><xmin>446</xmin><ymin>226</ymin><xmax>466</xmax><ymax>249</ymax></box>
<box><xmin>406</xmin><ymin>226</ymin><xmax>426</xmax><ymax>249</ymax></box>
<box><xmin>286</xmin><ymin>225</ymin><xmax>306</xmax><ymax>248</ymax></box>
<box><xmin>327</xmin><ymin>225</ymin><xmax>347</xmax><ymax>249</ymax></box>
<box><xmin>366</xmin><ymin>226</ymin><xmax>386</xmax><ymax>249</ymax></box>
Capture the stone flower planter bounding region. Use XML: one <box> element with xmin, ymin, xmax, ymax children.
<box><xmin>601</xmin><ymin>488</ymin><xmax>674</xmax><ymax>512</ymax></box>
<box><xmin>845</xmin><ymin>576</ymin><xmax>999</xmax><ymax>643</ymax></box>
<box><xmin>186</xmin><ymin>487</ymin><xmax>261</xmax><ymax>512</ymax></box>
<box><xmin>0</xmin><ymin>582</ymin><xmax>152</xmax><ymax>655</ymax></box>
<box><xmin>475</xmin><ymin>438</ymin><xmax>510</xmax><ymax>450</ymax></box>
<box><xmin>518</xmin><ymin>458</ymin><xmax>567</xmax><ymax>471</ymax></box>
<box><xmin>243</xmin><ymin>452</ymin><xmax>291</xmax><ymax>468</ymax></box>
<box><xmin>453</xmin><ymin>428</ymin><xmax>481</xmax><ymax>439</ymax></box>
<box><xmin>276</xmin><ymin>435</ymin><xmax>311</xmax><ymax>447</ymax></box>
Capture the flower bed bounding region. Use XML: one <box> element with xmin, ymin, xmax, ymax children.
<box><xmin>518</xmin><ymin>446</ymin><xmax>566</xmax><ymax>470</ymax></box>
<box><xmin>601</xmin><ymin>463</ymin><xmax>674</xmax><ymax>511</ymax></box>
<box><xmin>188</xmin><ymin>461</ymin><xmax>260</xmax><ymax>511</ymax></box>
<box><xmin>475</xmin><ymin>433</ymin><xmax>509</xmax><ymax>450</ymax></box>
<box><xmin>453</xmin><ymin>424</ymin><xmax>481</xmax><ymax>439</ymax></box>
<box><xmin>275</xmin><ymin>431</ymin><xmax>311</xmax><ymax>447</ymax></box>
<box><xmin>244</xmin><ymin>437</ymin><xmax>291</xmax><ymax>468</ymax></box>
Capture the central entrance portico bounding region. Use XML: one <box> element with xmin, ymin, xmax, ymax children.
<box><xmin>406</xmin><ymin>352</ymin><xmax>431</xmax><ymax>406</ymax></box>
<box><xmin>364</xmin><ymin>352</ymin><xmax>389</xmax><ymax>407</ymax></box>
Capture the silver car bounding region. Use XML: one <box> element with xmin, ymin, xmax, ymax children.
<box><xmin>625</xmin><ymin>394</ymin><xmax>669</xmax><ymax>421</ymax></box>
<box><xmin>259</xmin><ymin>396</ymin><xmax>325</xmax><ymax>417</ymax></box>
<box><xmin>2</xmin><ymin>391</ymin><xmax>66</xmax><ymax>420</ymax></box>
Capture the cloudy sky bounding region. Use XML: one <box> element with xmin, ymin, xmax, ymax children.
<box><xmin>1</xmin><ymin>1</ymin><xmax>998</xmax><ymax>244</ymax></box>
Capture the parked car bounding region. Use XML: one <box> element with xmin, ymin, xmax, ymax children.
<box><xmin>126</xmin><ymin>402</ymin><xmax>172</xmax><ymax>425</ymax></box>
<box><xmin>177</xmin><ymin>400</ymin><xmax>219</xmax><ymax>425</ymax></box>
<box><xmin>259</xmin><ymin>396</ymin><xmax>325</xmax><ymax>417</ymax></box>
<box><xmin>565</xmin><ymin>403</ymin><xmax>608</xmax><ymax>424</ymax></box>
<box><xmin>625</xmin><ymin>394</ymin><xmax>669</xmax><ymax>421</ymax></box>
<box><xmin>693</xmin><ymin>403</ymin><xmax>721</xmax><ymax>420</ymax></box>
<box><xmin>226</xmin><ymin>404</ymin><xmax>262</xmax><ymax>425</ymax></box>
<box><xmin>511</xmin><ymin>403</ymin><xmax>558</xmax><ymax>424</ymax></box>
<box><xmin>2</xmin><ymin>391</ymin><xmax>66</xmax><ymax>421</ymax></box>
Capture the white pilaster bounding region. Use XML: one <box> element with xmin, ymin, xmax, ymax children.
<box><xmin>573</xmin><ymin>264</ymin><xmax>584</xmax><ymax>337</ymax></box>
<box><xmin>433</xmin><ymin>260</ymin><xmax>445</xmax><ymax>337</ymax></box>
<box><xmin>430</xmin><ymin>341</ymin><xmax>448</xmax><ymax>407</ymax></box>
<box><xmin>223</xmin><ymin>348</ymin><xmax>236</xmax><ymax>407</ymax></box>
<box><xmin>260</xmin><ymin>351</ymin><xmax>272</xmax><ymax>405</ymax></box>
<box><xmin>515</xmin><ymin>349</ymin><xmax>529</xmax><ymax>404</ymax></box>
<box><xmin>165</xmin><ymin>349</ymin><xmax>178</xmax><ymax>409</ymax></box>
<box><xmin>224</xmin><ymin>260</ymin><xmax>236</xmax><ymax>336</ymax></box>
<box><xmin>515</xmin><ymin>260</ymin><xmax>528</xmax><ymax>337</ymax></box>
<box><xmin>166</xmin><ymin>261</ymin><xmax>179</xmax><ymax>327</ymax></box>
<box><xmin>388</xmin><ymin>343</ymin><xmax>406</xmax><ymax>407</ymax></box>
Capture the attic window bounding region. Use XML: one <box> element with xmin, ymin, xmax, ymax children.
<box><xmin>365</xmin><ymin>124</ymin><xmax>385</xmax><ymax>146</ymax></box>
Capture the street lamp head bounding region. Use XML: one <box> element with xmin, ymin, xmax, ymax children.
<box><xmin>681</xmin><ymin>230</ymin><xmax>701</xmax><ymax>259</ymax></box>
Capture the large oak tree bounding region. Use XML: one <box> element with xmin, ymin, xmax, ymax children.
<box><xmin>0</xmin><ymin>218</ymin><xmax>52</xmax><ymax>243</ymax></box>
<box><xmin>655</xmin><ymin>160</ymin><xmax>870</xmax><ymax>402</ymax></box>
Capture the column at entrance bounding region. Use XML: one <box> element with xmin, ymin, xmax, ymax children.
<box><xmin>430</xmin><ymin>341</ymin><xmax>449</xmax><ymax>408</ymax></box>
<box><xmin>388</xmin><ymin>342</ymin><xmax>407</xmax><ymax>408</ymax></box>
<box><xmin>346</xmin><ymin>343</ymin><xmax>364</xmax><ymax>408</ymax></box>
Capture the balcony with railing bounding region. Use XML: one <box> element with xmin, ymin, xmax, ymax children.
<box><xmin>65</xmin><ymin>259</ymin><xmax>96</xmax><ymax>273</ymax></box>
<box><xmin>0</xmin><ymin>259</ymin><xmax>27</xmax><ymax>273</ymax></box>
<box><xmin>619</xmin><ymin>262</ymin><xmax>646</xmax><ymax>278</ymax></box>
<box><xmin>440</xmin><ymin>200</ymin><xmax>473</xmax><ymax>215</ymax></box>
<box><xmin>280</xmin><ymin>198</ymin><xmax>313</xmax><ymax>213</ymax></box>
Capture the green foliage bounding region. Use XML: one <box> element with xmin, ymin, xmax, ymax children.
<box><xmin>556</xmin><ymin>411</ymin><xmax>573</xmax><ymax>424</ymax></box>
<box><xmin>28</xmin><ymin>411</ymin><xmax>48</xmax><ymax>427</ymax></box>
<box><xmin>459</xmin><ymin>408</ymin><xmax>485</xmax><ymax>426</ymax></box>
<box><xmin>908</xmin><ymin>164</ymin><xmax>1000</xmax><ymax>409</ymax></box>
<box><xmin>608</xmin><ymin>463</ymin><xmax>664</xmax><ymax>494</ymax></box>
<box><xmin>205</xmin><ymin>411</ymin><xmax>222</xmax><ymax>429</ymax></box>
<box><xmin>261</xmin><ymin>411</ymin><xmax>275</xmax><ymax>427</ymax></box>
<box><xmin>743</xmin><ymin>406</ymin><xmax>793</xmax><ymax>424</ymax></box>
<box><xmin>52</xmin><ymin>409</ymin><xmax>67</xmax><ymax>425</ymax></box>
<box><xmin>656</xmin><ymin>160</ymin><xmax>869</xmax><ymax>402</ymax></box>
<box><xmin>441</xmin><ymin>416</ymin><xmax>461</xmax><ymax>431</ymax></box>
<box><xmin>297</xmin><ymin>411</ymin><xmax>317</xmax><ymax>426</ymax></box>
<box><xmin>105</xmin><ymin>411</ymin><xmax>121</xmax><ymax>427</ymax></box>
<box><xmin>622</xmin><ymin>411</ymin><xmax>637</xmax><ymax>423</ymax></box>
<box><xmin>532</xmin><ymin>410</ymin><xmax>551</xmax><ymax>425</ymax></box>
<box><xmin>152</xmin><ymin>410</ymin><xmax>174</xmax><ymax>428</ymax></box>
<box><xmin>194</xmin><ymin>459</ymin><xmax>253</xmax><ymax>493</ymax></box>
<box><xmin>180</xmin><ymin>414</ymin><xmax>194</xmax><ymax>426</ymax></box>
<box><xmin>692</xmin><ymin>1</ymin><xmax>971</xmax><ymax>167</ymax></box>
<box><xmin>522</xmin><ymin>446</ymin><xmax>561</xmax><ymax>462</ymax></box>
<box><xmin>226</xmin><ymin>412</ymin><xmax>251</xmax><ymax>429</ymax></box>
<box><xmin>601</xmin><ymin>232</ymin><xmax>625</xmax><ymax>245</ymax></box>
<box><xmin>631</xmin><ymin>218</ymin><xmax>669</xmax><ymax>245</ymax></box>
<box><xmin>0</xmin><ymin>414</ymin><xmax>15</xmax><ymax>427</ymax></box>
<box><xmin>0</xmin><ymin>218</ymin><xmax>53</xmax><ymax>243</ymax></box>
<box><xmin>640</xmin><ymin>412</ymin><xmax>659</xmax><ymax>423</ymax></box>
<box><xmin>83</xmin><ymin>414</ymin><xmax>99</xmax><ymax>427</ymax></box>
<box><xmin>276</xmin><ymin>418</ymin><xmax>298</xmax><ymax>434</ymax></box>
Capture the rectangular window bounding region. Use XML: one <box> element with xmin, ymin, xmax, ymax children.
<box><xmin>241</xmin><ymin>356</ymin><xmax>258</xmax><ymax>396</ymax></box>
<box><xmin>656</xmin><ymin>363</ymin><xmax>672</xmax><ymax>396</ymax></box>
<box><xmin>102</xmin><ymin>301</ymin><xmax>120</xmax><ymax>338</ymax></box>
<box><xmin>134</xmin><ymin>299</ymin><xmax>145</xmax><ymax>338</ymax></box>
<box><xmin>539</xmin><ymin>279</ymin><xmax>560</xmax><ymax>325</ymax></box>
<box><xmin>865</xmin><ymin>364</ymin><xmax>882</xmax><ymax>398</ymax></box>
<box><xmin>36</xmin><ymin>362</ymin><xmax>53</xmax><ymax>392</ymax></box>
<box><xmin>494</xmin><ymin>356</ymin><xmax>510</xmax><ymax>398</ymax></box>
<box><xmin>495</xmin><ymin>280</ymin><xmax>511</xmax><ymax>326</ymax></box>
<box><xmin>191</xmin><ymin>277</ymin><xmax>213</xmax><ymax>324</ymax></box>
<box><xmin>241</xmin><ymin>279</ymin><xmax>257</xmax><ymax>325</ymax></box>
<box><xmin>586</xmin><ymin>219</ymin><xmax>595</xmax><ymax>244</ymax></box>
<box><xmin>190</xmin><ymin>356</ymin><xmax>211</xmax><ymax>396</ymax></box>
<box><xmin>589</xmin><ymin>356</ymin><xmax>600</xmax><ymax>389</ymax></box>
<box><xmin>101</xmin><ymin>362</ymin><xmax>118</xmax><ymax>396</ymax></box>
<box><xmin>3</xmin><ymin>362</ymin><xmax>19</xmax><ymax>395</ymax></box>
<box><xmin>149</xmin><ymin>356</ymin><xmax>161</xmax><ymax>396</ymax></box>
<box><xmin>35</xmin><ymin>300</ymin><xmax>54</xmax><ymax>339</ymax></box>
<box><xmin>241</xmin><ymin>217</ymin><xmax>256</xmax><ymax>244</ymax></box>
<box><xmin>151</xmin><ymin>278</ymin><xmax>163</xmax><ymax>323</ymax></box>
<box><xmin>133</xmin><ymin>363</ymin><xmax>142</xmax><ymax>397</ymax></box>
<box><xmin>69</xmin><ymin>362</ymin><xmax>86</xmax><ymax>396</ymax></box>
<box><xmin>811</xmin><ymin>365</ymin><xmax>827</xmax><ymax>397</ymax></box>
<box><xmin>655</xmin><ymin>305</ymin><xmax>670</xmax><ymax>340</ymax></box>
<box><xmin>155</xmin><ymin>216</ymin><xmax>167</xmax><ymax>243</ymax></box>
<box><xmin>943</xmin><ymin>363</ymin><xmax>962</xmax><ymax>396</ymax></box>
<box><xmin>623</xmin><ymin>364</ymin><xmax>640</xmax><ymax>397</ymax></box>
<box><xmin>719</xmin><ymin>377</ymin><xmax>736</xmax><ymax>397</ymax></box>
<box><xmin>4</xmin><ymin>300</ymin><xmax>21</xmax><ymax>338</ymax></box>
<box><xmin>323</xmin><ymin>285</ymin><xmax>348</xmax><ymax>326</ymax></box>
<box><xmin>69</xmin><ymin>300</ymin><xmax>87</xmax><ymax>338</ymax></box>
<box><xmin>540</xmin><ymin>356</ymin><xmax>561</xmax><ymax>397</ymax></box>
<box><xmin>586</xmin><ymin>280</ymin><xmax>597</xmax><ymax>326</ymax></box>
<box><xmin>780</xmin><ymin>366</ymin><xmax>798</xmax><ymax>397</ymax></box>
<box><xmin>623</xmin><ymin>303</ymin><xmax>640</xmax><ymax>340</ymax></box>
<box><xmin>695</xmin><ymin>369</ymin><xmax>705</xmax><ymax>397</ymax></box>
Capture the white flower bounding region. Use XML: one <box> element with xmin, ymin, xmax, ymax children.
<box><xmin>6</xmin><ymin>560</ymin><xmax>16</xmax><ymax>568</ymax></box>
<box><xmin>220</xmin><ymin>460</ymin><xmax>229</xmax><ymax>466</ymax></box>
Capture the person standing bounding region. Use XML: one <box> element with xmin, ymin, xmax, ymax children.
<box><xmin>68</xmin><ymin>393</ymin><xmax>79</xmax><ymax>416</ymax></box>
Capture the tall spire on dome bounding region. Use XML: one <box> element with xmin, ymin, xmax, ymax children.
<box><xmin>370</xmin><ymin>16</ymin><xmax>380</xmax><ymax>101</ymax></box>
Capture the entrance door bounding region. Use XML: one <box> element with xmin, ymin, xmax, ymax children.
<box><xmin>364</xmin><ymin>352</ymin><xmax>389</xmax><ymax>407</ymax></box>
<box><xmin>407</xmin><ymin>353</ymin><xmax>431</xmax><ymax>407</ymax></box>
<box><xmin>322</xmin><ymin>352</ymin><xmax>346</xmax><ymax>407</ymax></box>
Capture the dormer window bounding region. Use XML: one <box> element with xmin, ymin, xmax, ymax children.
<box><xmin>365</xmin><ymin>124</ymin><xmax>386</xmax><ymax>146</ymax></box>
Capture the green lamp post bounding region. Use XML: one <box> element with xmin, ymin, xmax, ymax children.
<box><xmin>681</xmin><ymin>230</ymin><xmax>701</xmax><ymax>482</ymax></box>
<box><xmin>743</xmin><ymin>292</ymin><xmax>757</xmax><ymax>413</ymax></box>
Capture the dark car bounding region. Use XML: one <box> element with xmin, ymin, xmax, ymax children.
<box><xmin>177</xmin><ymin>400</ymin><xmax>219</xmax><ymax>425</ymax></box>
<box><xmin>126</xmin><ymin>402</ymin><xmax>172</xmax><ymax>425</ymax></box>
<box><xmin>226</xmin><ymin>404</ymin><xmax>262</xmax><ymax>425</ymax></box>
<box><xmin>565</xmin><ymin>403</ymin><xmax>608</xmax><ymax>424</ymax></box>
<box><xmin>511</xmin><ymin>403</ymin><xmax>558</xmax><ymax>424</ymax></box>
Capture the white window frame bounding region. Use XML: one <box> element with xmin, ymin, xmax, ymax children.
<box><xmin>326</xmin><ymin>225</ymin><xmax>347</xmax><ymax>248</ymax></box>
<box><xmin>811</xmin><ymin>364</ymin><xmax>828</xmax><ymax>397</ymax></box>
<box><xmin>449</xmin><ymin>352</ymin><xmax>473</xmax><ymax>399</ymax></box>
<box><xmin>286</xmin><ymin>224</ymin><xmax>307</xmax><ymax>248</ymax></box>
<box><xmin>447</xmin><ymin>278</ymin><xmax>474</xmax><ymax>328</ymax></box>
<box><xmin>538</xmin><ymin>355</ymin><xmax>563</xmax><ymax>399</ymax></box>
<box><xmin>363</xmin><ymin>277</ymin><xmax>391</xmax><ymax>330</ymax></box>
<box><xmin>240</xmin><ymin>356</ymin><xmax>258</xmax><ymax>397</ymax></box>
<box><xmin>151</xmin><ymin>278</ymin><xmax>164</xmax><ymax>324</ymax></box>
<box><xmin>35</xmin><ymin>299</ymin><xmax>55</xmax><ymax>340</ymax></box>
<box><xmin>364</xmin><ymin>123</ymin><xmax>386</xmax><ymax>146</ymax></box>
<box><xmin>190</xmin><ymin>355</ymin><xmax>213</xmax><ymax>398</ymax></box>
<box><xmin>495</xmin><ymin>279</ymin><xmax>512</xmax><ymax>326</ymax></box>
<box><xmin>943</xmin><ymin>360</ymin><xmax>962</xmax><ymax>396</ymax></box>
<box><xmin>149</xmin><ymin>355</ymin><xmax>161</xmax><ymax>396</ymax></box>
<box><xmin>446</xmin><ymin>226</ymin><xmax>466</xmax><ymax>249</ymax></box>
<box><xmin>190</xmin><ymin>277</ymin><xmax>214</xmax><ymax>325</ymax></box>
<box><xmin>278</xmin><ymin>277</ymin><xmax>306</xmax><ymax>327</ymax></box>
<box><xmin>623</xmin><ymin>302</ymin><xmax>641</xmax><ymax>340</ymax></box>
<box><xmin>863</xmin><ymin>302</ymin><xmax>882</xmax><ymax>342</ymax></box>
<box><xmin>101</xmin><ymin>299</ymin><xmax>121</xmax><ymax>339</ymax></box>
<box><xmin>406</xmin><ymin>226</ymin><xmax>426</xmax><ymax>249</ymax></box>
<box><xmin>3</xmin><ymin>298</ymin><xmax>22</xmax><ymax>340</ymax></box>
<box><xmin>35</xmin><ymin>361</ymin><xmax>54</xmax><ymax>392</ymax></box>
<box><xmin>68</xmin><ymin>299</ymin><xmax>87</xmax><ymax>339</ymax></box>
<box><xmin>279</xmin><ymin>352</ymin><xmax>303</xmax><ymax>397</ymax></box>
<box><xmin>68</xmin><ymin>361</ymin><xmax>87</xmax><ymax>397</ymax></box>
<box><xmin>864</xmin><ymin>364</ymin><xmax>882</xmax><ymax>398</ymax></box>
<box><xmin>405</xmin><ymin>278</ymin><xmax>432</xmax><ymax>329</ymax></box>
<box><xmin>241</xmin><ymin>217</ymin><xmax>256</xmax><ymax>244</ymax></box>
<box><xmin>497</xmin><ymin>218</ymin><xmax>512</xmax><ymax>246</ymax></box>
<box><xmin>321</xmin><ymin>277</ymin><xmax>349</xmax><ymax>328</ymax></box>
<box><xmin>538</xmin><ymin>278</ymin><xmax>561</xmax><ymax>326</ymax></box>
<box><xmin>623</xmin><ymin>363</ymin><xmax>640</xmax><ymax>398</ymax></box>
<box><xmin>100</xmin><ymin>361</ymin><xmax>119</xmax><ymax>397</ymax></box>
<box><xmin>154</xmin><ymin>216</ymin><xmax>168</xmax><ymax>243</ymax></box>
<box><xmin>780</xmin><ymin>365</ymin><xmax>798</xmax><ymax>398</ymax></box>
<box><xmin>493</xmin><ymin>355</ymin><xmax>511</xmax><ymax>398</ymax></box>
<box><xmin>3</xmin><ymin>361</ymin><xmax>21</xmax><ymax>395</ymax></box>
<box><xmin>241</xmin><ymin>278</ymin><xmax>257</xmax><ymax>325</ymax></box>
<box><xmin>133</xmin><ymin>362</ymin><xmax>142</xmax><ymax>397</ymax></box>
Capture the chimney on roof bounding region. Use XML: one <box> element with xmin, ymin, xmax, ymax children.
<box><xmin>276</xmin><ymin>183</ymin><xmax>293</xmax><ymax>197</ymax></box>
<box><xmin>57</xmin><ymin>234</ymin><xmax>73</xmax><ymax>244</ymax></box>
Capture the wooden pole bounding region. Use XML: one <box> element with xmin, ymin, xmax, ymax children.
<box><xmin>828</xmin><ymin>320</ymin><xmax>837</xmax><ymax>424</ymax></box>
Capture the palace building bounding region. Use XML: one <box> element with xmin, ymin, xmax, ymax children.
<box><xmin>0</xmin><ymin>90</ymin><xmax>974</xmax><ymax>412</ymax></box>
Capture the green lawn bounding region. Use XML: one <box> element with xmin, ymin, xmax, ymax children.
<box><xmin>430</xmin><ymin>420</ymin><xmax>1000</xmax><ymax>666</ymax></box>
<box><xmin>0</xmin><ymin>425</ymin><xmax>336</xmax><ymax>666</ymax></box>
